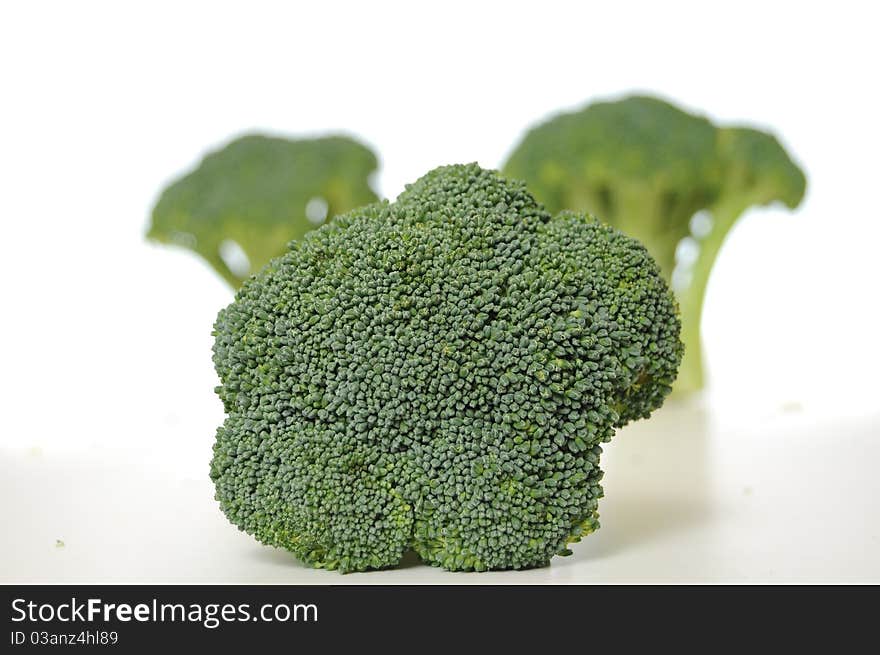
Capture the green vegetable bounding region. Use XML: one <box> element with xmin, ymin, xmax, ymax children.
<box><xmin>147</xmin><ymin>134</ymin><xmax>379</xmax><ymax>287</ymax></box>
<box><xmin>210</xmin><ymin>163</ymin><xmax>682</xmax><ymax>572</ymax></box>
<box><xmin>503</xmin><ymin>95</ymin><xmax>806</xmax><ymax>393</ymax></box>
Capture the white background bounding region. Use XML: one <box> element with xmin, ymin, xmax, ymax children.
<box><xmin>1</xmin><ymin>1</ymin><xmax>878</xmax><ymax>582</ymax></box>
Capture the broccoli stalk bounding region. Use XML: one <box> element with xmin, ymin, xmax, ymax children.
<box><xmin>503</xmin><ymin>96</ymin><xmax>806</xmax><ymax>393</ymax></box>
<box><xmin>675</xmin><ymin>127</ymin><xmax>808</xmax><ymax>391</ymax></box>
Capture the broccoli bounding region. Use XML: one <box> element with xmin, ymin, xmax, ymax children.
<box><xmin>210</xmin><ymin>163</ymin><xmax>682</xmax><ymax>572</ymax></box>
<box><xmin>503</xmin><ymin>95</ymin><xmax>806</xmax><ymax>393</ymax></box>
<box><xmin>147</xmin><ymin>134</ymin><xmax>379</xmax><ymax>287</ymax></box>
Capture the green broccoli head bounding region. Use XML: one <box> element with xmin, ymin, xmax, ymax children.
<box><xmin>210</xmin><ymin>163</ymin><xmax>681</xmax><ymax>572</ymax></box>
<box><xmin>503</xmin><ymin>95</ymin><xmax>806</xmax><ymax>394</ymax></box>
<box><xmin>147</xmin><ymin>134</ymin><xmax>379</xmax><ymax>287</ymax></box>
<box><xmin>714</xmin><ymin>127</ymin><xmax>807</xmax><ymax>212</ymax></box>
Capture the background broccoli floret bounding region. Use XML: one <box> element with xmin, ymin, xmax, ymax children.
<box><xmin>210</xmin><ymin>163</ymin><xmax>681</xmax><ymax>572</ymax></box>
<box><xmin>147</xmin><ymin>134</ymin><xmax>379</xmax><ymax>287</ymax></box>
<box><xmin>503</xmin><ymin>95</ymin><xmax>806</xmax><ymax>393</ymax></box>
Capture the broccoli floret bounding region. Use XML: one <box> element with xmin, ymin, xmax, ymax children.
<box><xmin>503</xmin><ymin>95</ymin><xmax>806</xmax><ymax>393</ymax></box>
<box><xmin>210</xmin><ymin>163</ymin><xmax>681</xmax><ymax>572</ymax></box>
<box><xmin>147</xmin><ymin>134</ymin><xmax>379</xmax><ymax>287</ymax></box>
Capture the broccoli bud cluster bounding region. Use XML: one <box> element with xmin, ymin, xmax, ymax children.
<box><xmin>210</xmin><ymin>163</ymin><xmax>682</xmax><ymax>572</ymax></box>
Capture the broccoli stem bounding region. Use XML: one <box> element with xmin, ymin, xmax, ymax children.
<box><xmin>673</xmin><ymin>200</ymin><xmax>747</xmax><ymax>395</ymax></box>
<box><xmin>204</xmin><ymin>247</ymin><xmax>243</xmax><ymax>288</ymax></box>
<box><xmin>674</xmin><ymin>277</ymin><xmax>706</xmax><ymax>395</ymax></box>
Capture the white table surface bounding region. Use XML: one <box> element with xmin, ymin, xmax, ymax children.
<box><xmin>3</xmin><ymin>398</ymin><xmax>878</xmax><ymax>584</ymax></box>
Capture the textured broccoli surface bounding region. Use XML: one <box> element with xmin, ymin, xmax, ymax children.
<box><xmin>210</xmin><ymin>164</ymin><xmax>682</xmax><ymax>572</ymax></box>
<box><xmin>503</xmin><ymin>95</ymin><xmax>806</xmax><ymax>393</ymax></box>
<box><xmin>147</xmin><ymin>134</ymin><xmax>379</xmax><ymax>287</ymax></box>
